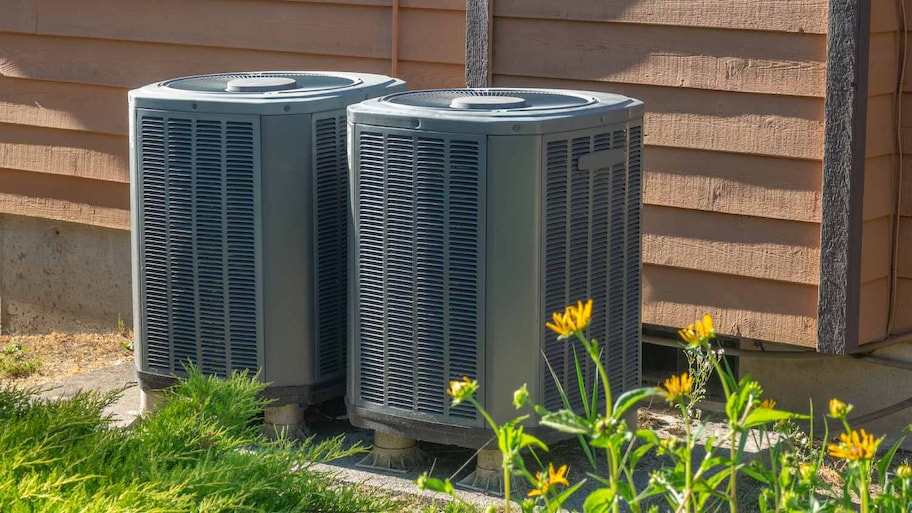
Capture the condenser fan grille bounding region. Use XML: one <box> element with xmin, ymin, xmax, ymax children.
<box><xmin>162</xmin><ymin>72</ymin><xmax>360</xmax><ymax>93</ymax></box>
<box><xmin>382</xmin><ymin>89</ymin><xmax>596</xmax><ymax>111</ymax></box>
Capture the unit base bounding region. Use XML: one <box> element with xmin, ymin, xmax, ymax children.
<box><xmin>457</xmin><ymin>449</ymin><xmax>516</xmax><ymax>495</ymax></box>
<box><xmin>355</xmin><ymin>432</ymin><xmax>427</xmax><ymax>473</ymax></box>
<box><xmin>136</xmin><ymin>366</ymin><xmax>345</xmax><ymax>408</ymax></box>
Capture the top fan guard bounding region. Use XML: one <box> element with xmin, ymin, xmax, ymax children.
<box><xmin>383</xmin><ymin>88</ymin><xmax>597</xmax><ymax>111</ymax></box>
<box><xmin>161</xmin><ymin>72</ymin><xmax>362</xmax><ymax>94</ymax></box>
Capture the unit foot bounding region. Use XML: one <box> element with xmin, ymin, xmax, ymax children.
<box><xmin>139</xmin><ymin>388</ymin><xmax>165</xmax><ymax>414</ymax></box>
<box><xmin>356</xmin><ymin>432</ymin><xmax>427</xmax><ymax>473</ymax></box>
<box><xmin>263</xmin><ymin>403</ymin><xmax>309</xmax><ymax>440</ymax></box>
<box><xmin>458</xmin><ymin>449</ymin><xmax>514</xmax><ymax>495</ymax></box>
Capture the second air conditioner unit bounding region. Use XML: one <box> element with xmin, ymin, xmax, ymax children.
<box><xmin>129</xmin><ymin>71</ymin><xmax>405</xmax><ymax>408</ymax></box>
<box><xmin>347</xmin><ymin>88</ymin><xmax>644</xmax><ymax>447</ymax></box>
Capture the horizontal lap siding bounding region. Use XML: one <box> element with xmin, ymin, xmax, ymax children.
<box><xmin>0</xmin><ymin>0</ymin><xmax>466</xmax><ymax>228</ymax></box>
<box><xmin>494</xmin><ymin>2</ymin><xmax>826</xmax><ymax>346</ymax></box>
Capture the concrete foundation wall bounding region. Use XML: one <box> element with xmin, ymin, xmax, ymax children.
<box><xmin>741</xmin><ymin>341</ymin><xmax>912</xmax><ymax>448</ymax></box>
<box><xmin>0</xmin><ymin>214</ymin><xmax>131</xmax><ymax>333</ymax></box>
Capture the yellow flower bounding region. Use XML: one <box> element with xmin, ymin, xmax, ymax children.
<box><xmin>546</xmin><ymin>300</ymin><xmax>593</xmax><ymax>338</ymax></box>
<box><xmin>896</xmin><ymin>463</ymin><xmax>912</xmax><ymax>480</ymax></box>
<box><xmin>446</xmin><ymin>377</ymin><xmax>478</xmax><ymax>406</ymax></box>
<box><xmin>679</xmin><ymin>314</ymin><xmax>714</xmax><ymax>346</ymax></box>
<box><xmin>798</xmin><ymin>463</ymin><xmax>815</xmax><ymax>482</ymax></box>
<box><xmin>828</xmin><ymin>398</ymin><xmax>852</xmax><ymax>419</ymax></box>
<box><xmin>827</xmin><ymin>429</ymin><xmax>881</xmax><ymax>461</ymax></box>
<box><xmin>528</xmin><ymin>463</ymin><xmax>569</xmax><ymax>497</ymax></box>
<box><xmin>658</xmin><ymin>373</ymin><xmax>693</xmax><ymax>403</ymax></box>
<box><xmin>760</xmin><ymin>399</ymin><xmax>776</xmax><ymax>409</ymax></box>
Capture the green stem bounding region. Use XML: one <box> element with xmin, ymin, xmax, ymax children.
<box><xmin>576</xmin><ymin>332</ymin><xmax>612</xmax><ymax>418</ymax></box>
<box><xmin>680</xmin><ymin>403</ymin><xmax>693</xmax><ymax>513</ymax></box>
<box><xmin>504</xmin><ymin>465</ymin><xmax>512</xmax><ymax>513</ymax></box>
<box><xmin>729</xmin><ymin>431</ymin><xmax>738</xmax><ymax>513</ymax></box>
<box><xmin>859</xmin><ymin>463</ymin><xmax>869</xmax><ymax>513</ymax></box>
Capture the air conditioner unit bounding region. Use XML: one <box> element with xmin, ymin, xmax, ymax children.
<box><xmin>347</xmin><ymin>88</ymin><xmax>644</xmax><ymax>449</ymax></box>
<box><xmin>129</xmin><ymin>71</ymin><xmax>405</xmax><ymax>412</ymax></box>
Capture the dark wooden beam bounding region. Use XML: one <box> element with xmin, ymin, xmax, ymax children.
<box><xmin>465</xmin><ymin>0</ymin><xmax>492</xmax><ymax>88</ymax></box>
<box><xmin>818</xmin><ymin>0</ymin><xmax>871</xmax><ymax>354</ymax></box>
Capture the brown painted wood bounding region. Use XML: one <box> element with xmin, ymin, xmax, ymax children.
<box><xmin>897</xmin><ymin>217</ymin><xmax>912</xmax><ymax>278</ymax></box>
<box><xmin>0</xmin><ymin>124</ymin><xmax>128</xmax><ymax>183</ymax></box>
<box><xmin>0</xmin><ymin>168</ymin><xmax>128</xmax><ymax>229</ymax></box>
<box><xmin>493</xmin><ymin>17</ymin><xmax>826</xmax><ymax>97</ymax></box>
<box><xmin>399</xmin><ymin>8</ymin><xmax>465</xmax><ymax>64</ymax></box>
<box><xmin>867</xmin><ymin>94</ymin><xmax>896</xmax><ymax>158</ymax></box>
<box><xmin>645</xmin><ymin>147</ymin><xmax>821</xmax><ymax>223</ymax></box>
<box><xmin>495</xmin><ymin>75</ymin><xmax>824</xmax><ymax>159</ymax></box>
<box><xmin>35</xmin><ymin>0</ymin><xmax>392</xmax><ymax>59</ymax></box>
<box><xmin>283</xmin><ymin>0</ymin><xmax>466</xmax><ymax>9</ymax></box>
<box><xmin>0</xmin><ymin>0</ymin><xmax>37</xmax><ymax>33</ymax></box>
<box><xmin>870</xmin><ymin>0</ymin><xmax>902</xmax><ymax>33</ymax></box>
<box><xmin>858</xmin><ymin>277</ymin><xmax>890</xmax><ymax>343</ymax></box>
<box><xmin>643</xmin><ymin>264</ymin><xmax>819</xmax><ymax>346</ymax></box>
<box><xmin>861</xmin><ymin>216</ymin><xmax>894</xmax><ymax>282</ymax></box>
<box><xmin>495</xmin><ymin>0</ymin><xmax>828</xmax><ymax>34</ymax></box>
<box><xmin>889</xmin><ymin>278</ymin><xmax>912</xmax><ymax>333</ymax></box>
<box><xmin>867</xmin><ymin>32</ymin><xmax>898</xmax><ymax>96</ymax></box>
<box><xmin>863</xmin><ymin>155</ymin><xmax>895</xmax><ymax>221</ymax></box>
<box><xmin>0</xmin><ymin>77</ymin><xmax>127</xmax><ymax>136</ymax></box>
<box><xmin>643</xmin><ymin>205</ymin><xmax>820</xmax><ymax>285</ymax></box>
<box><xmin>0</xmin><ymin>33</ymin><xmax>389</xmax><ymax>88</ymax></box>
<box><xmin>397</xmin><ymin>61</ymin><xmax>465</xmax><ymax>90</ymax></box>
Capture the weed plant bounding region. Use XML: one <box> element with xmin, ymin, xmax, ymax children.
<box><xmin>0</xmin><ymin>367</ymin><xmax>398</xmax><ymax>512</ymax></box>
<box><xmin>0</xmin><ymin>342</ymin><xmax>40</xmax><ymax>379</ymax></box>
<box><xmin>418</xmin><ymin>302</ymin><xmax>912</xmax><ymax>513</ymax></box>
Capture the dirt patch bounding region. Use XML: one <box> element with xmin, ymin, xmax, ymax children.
<box><xmin>0</xmin><ymin>331</ymin><xmax>133</xmax><ymax>388</ymax></box>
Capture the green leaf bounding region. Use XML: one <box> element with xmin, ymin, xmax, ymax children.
<box><xmin>743</xmin><ymin>408</ymin><xmax>809</xmax><ymax>429</ymax></box>
<box><xmin>613</xmin><ymin>387</ymin><xmax>663</xmax><ymax>420</ymax></box>
<box><xmin>547</xmin><ymin>480</ymin><xmax>585</xmax><ymax>513</ymax></box>
<box><xmin>518</xmin><ymin>433</ymin><xmax>548</xmax><ymax>452</ymax></box>
<box><xmin>635</xmin><ymin>428</ymin><xmax>660</xmax><ymax>446</ymax></box>
<box><xmin>539</xmin><ymin>410</ymin><xmax>591</xmax><ymax>435</ymax></box>
<box><xmin>877</xmin><ymin>436</ymin><xmax>906</xmax><ymax>487</ymax></box>
<box><xmin>583</xmin><ymin>488</ymin><xmax>615</xmax><ymax>513</ymax></box>
<box><xmin>416</xmin><ymin>475</ymin><xmax>454</xmax><ymax>495</ymax></box>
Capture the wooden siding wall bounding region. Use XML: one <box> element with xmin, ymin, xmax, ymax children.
<box><xmin>491</xmin><ymin>0</ymin><xmax>829</xmax><ymax>346</ymax></box>
<box><xmin>0</xmin><ymin>0</ymin><xmax>466</xmax><ymax>229</ymax></box>
<box><xmin>860</xmin><ymin>0</ymin><xmax>901</xmax><ymax>344</ymax></box>
<box><xmin>896</xmin><ymin>0</ymin><xmax>912</xmax><ymax>337</ymax></box>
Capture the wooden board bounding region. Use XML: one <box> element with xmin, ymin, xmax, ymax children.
<box><xmin>869</xmin><ymin>0</ymin><xmax>902</xmax><ymax>33</ymax></box>
<box><xmin>867</xmin><ymin>93</ymin><xmax>896</xmax><ymax>158</ymax></box>
<box><xmin>493</xmin><ymin>17</ymin><xmax>826</xmax><ymax>97</ymax></box>
<box><xmin>35</xmin><ymin>0</ymin><xmax>392</xmax><ymax>59</ymax></box>
<box><xmin>645</xmin><ymin>146</ymin><xmax>821</xmax><ymax>223</ymax></box>
<box><xmin>863</xmin><ymin>155</ymin><xmax>895</xmax><ymax>221</ymax></box>
<box><xmin>0</xmin><ymin>78</ymin><xmax>127</xmax><ymax>136</ymax></box>
<box><xmin>399</xmin><ymin>7</ymin><xmax>466</xmax><ymax>64</ymax></box>
<box><xmin>494</xmin><ymin>75</ymin><xmax>825</xmax><ymax>160</ymax></box>
<box><xmin>284</xmin><ymin>0</ymin><xmax>466</xmax><ymax>9</ymax></box>
<box><xmin>643</xmin><ymin>264</ymin><xmax>818</xmax><ymax>346</ymax></box>
<box><xmin>889</xmin><ymin>278</ymin><xmax>912</xmax><ymax>333</ymax></box>
<box><xmin>0</xmin><ymin>124</ymin><xmax>128</xmax><ymax>183</ymax></box>
<box><xmin>861</xmin><ymin>216</ymin><xmax>894</xmax><ymax>282</ymax></box>
<box><xmin>494</xmin><ymin>0</ymin><xmax>828</xmax><ymax>34</ymax></box>
<box><xmin>0</xmin><ymin>33</ymin><xmax>388</xmax><ymax>89</ymax></box>
<box><xmin>643</xmin><ymin>205</ymin><xmax>820</xmax><ymax>285</ymax></box>
<box><xmin>0</xmin><ymin>168</ymin><xmax>128</xmax><ymax>230</ymax></box>
<box><xmin>858</xmin><ymin>277</ymin><xmax>890</xmax><ymax>343</ymax></box>
<box><xmin>897</xmin><ymin>217</ymin><xmax>912</xmax><ymax>278</ymax></box>
<box><xmin>397</xmin><ymin>61</ymin><xmax>465</xmax><ymax>89</ymax></box>
<box><xmin>0</xmin><ymin>0</ymin><xmax>37</xmax><ymax>33</ymax></box>
<box><xmin>867</xmin><ymin>32</ymin><xmax>898</xmax><ymax>97</ymax></box>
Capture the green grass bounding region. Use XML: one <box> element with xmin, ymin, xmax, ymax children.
<box><xmin>0</xmin><ymin>342</ymin><xmax>40</xmax><ymax>378</ymax></box>
<box><xmin>0</xmin><ymin>367</ymin><xmax>408</xmax><ymax>512</ymax></box>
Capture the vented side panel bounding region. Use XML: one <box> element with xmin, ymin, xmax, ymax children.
<box><xmin>137</xmin><ymin>112</ymin><xmax>261</xmax><ymax>378</ymax></box>
<box><xmin>541</xmin><ymin>124</ymin><xmax>641</xmax><ymax>411</ymax></box>
<box><xmin>313</xmin><ymin>114</ymin><xmax>349</xmax><ymax>381</ymax></box>
<box><xmin>354</xmin><ymin>127</ymin><xmax>485</xmax><ymax>426</ymax></box>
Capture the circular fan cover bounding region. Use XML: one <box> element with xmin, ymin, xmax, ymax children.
<box><xmin>382</xmin><ymin>89</ymin><xmax>597</xmax><ymax>111</ymax></box>
<box><xmin>161</xmin><ymin>72</ymin><xmax>361</xmax><ymax>93</ymax></box>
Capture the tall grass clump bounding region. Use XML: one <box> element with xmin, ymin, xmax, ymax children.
<box><xmin>418</xmin><ymin>302</ymin><xmax>912</xmax><ymax>513</ymax></box>
<box><xmin>0</xmin><ymin>367</ymin><xmax>396</xmax><ymax>512</ymax></box>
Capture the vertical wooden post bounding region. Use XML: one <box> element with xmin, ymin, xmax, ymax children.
<box><xmin>391</xmin><ymin>0</ymin><xmax>400</xmax><ymax>77</ymax></box>
<box><xmin>465</xmin><ymin>0</ymin><xmax>493</xmax><ymax>88</ymax></box>
<box><xmin>818</xmin><ymin>0</ymin><xmax>871</xmax><ymax>354</ymax></box>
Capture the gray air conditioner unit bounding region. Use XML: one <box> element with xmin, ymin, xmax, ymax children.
<box><xmin>129</xmin><ymin>71</ymin><xmax>405</xmax><ymax>408</ymax></box>
<box><xmin>347</xmin><ymin>88</ymin><xmax>644</xmax><ymax>447</ymax></box>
